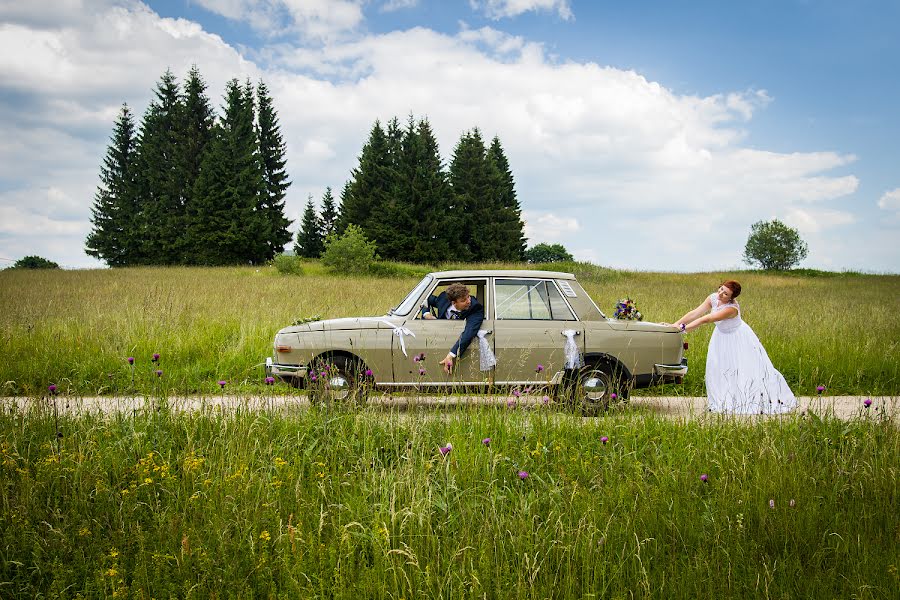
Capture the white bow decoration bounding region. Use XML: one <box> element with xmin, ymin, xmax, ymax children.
<box><xmin>375</xmin><ymin>319</ymin><xmax>416</xmax><ymax>357</ymax></box>
<box><xmin>477</xmin><ymin>330</ymin><xmax>497</xmax><ymax>372</ymax></box>
<box><xmin>561</xmin><ymin>329</ymin><xmax>584</xmax><ymax>369</ymax></box>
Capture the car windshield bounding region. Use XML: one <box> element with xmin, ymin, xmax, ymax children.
<box><xmin>389</xmin><ymin>275</ymin><xmax>433</xmax><ymax>316</ymax></box>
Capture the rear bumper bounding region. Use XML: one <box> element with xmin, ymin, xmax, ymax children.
<box><xmin>654</xmin><ymin>358</ymin><xmax>688</xmax><ymax>378</ymax></box>
<box><xmin>633</xmin><ymin>357</ymin><xmax>688</xmax><ymax>389</ymax></box>
<box><xmin>265</xmin><ymin>357</ymin><xmax>307</xmax><ymax>379</ymax></box>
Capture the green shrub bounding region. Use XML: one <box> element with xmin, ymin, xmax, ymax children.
<box><xmin>11</xmin><ymin>255</ymin><xmax>60</xmax><ymax>269</ymax></box>
<box><xmin>366</xmin><ymin>261</ymin><xmax>431</xmax><ymax>278</ymax></box>
<box><xmin>321</xmin><ymin>225</ymin><xmax>379</xmax><ymax>274</ymax></box>
<box><xmin>271</xmin><ymin>254</ymin><xmax>304</xmax><ymax>276</ymax></box>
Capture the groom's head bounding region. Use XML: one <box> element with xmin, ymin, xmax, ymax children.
<box><xmin>446</xmin><ymin>283</ymin><xmax>472</xmax><ymax>311</ymax></box>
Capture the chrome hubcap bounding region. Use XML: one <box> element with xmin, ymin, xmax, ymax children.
<box><xmin>582</xmin><ymin>371</ymin><xmax>609</xmax><ymax>402</ymax></box>
<box><xmin>328</xmin><ymin>374</ymin><xmax>351</xmax><ymax>400</ymax></box>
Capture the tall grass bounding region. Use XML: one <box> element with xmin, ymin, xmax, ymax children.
<box><xmin>1</xmin><ymin>264</ymin><xmax>898</xmax><ymax>396</ymax></box>
<box><xmin>1</xmin><ymin>402</ymin><xmax>897</xmax><ymax>598</ymax></box>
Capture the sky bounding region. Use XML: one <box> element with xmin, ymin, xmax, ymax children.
<box><xmin>1</xmin><ymin>0</ymin><xmax>898</xmax><ymax>272</ymax></box>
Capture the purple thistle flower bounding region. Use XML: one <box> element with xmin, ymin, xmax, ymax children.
<box><xmin>542</xmin><ymin>395</ymin><xmax>550</xmax><ymax>405</ymax></box>
<box><xmin>507</xmin><ymin>399</ymin><xmax>517</xmax><ymax>409</ymax></box>
<box><xmin>265</xmin><ymin>376</ymin><xmax>275</xmax><ymax>385</ymax></box>
<box><xmin>419</xmin><ymin>368</ymin><xmax>426</xmax><ymax>376</ymax></box>
<box><xmin>413</xmin><ymin>355</ymin><xmax>420</xmax><ymax>362</ymax></box>
<box><xmin>320</xmin><ymin>371</ymin><xmax>328</xmax><ymax>378</ymax></box>
<box><xmin>217</xmin><ymin>380</ymin><xmax>226</xmax><ymax>388</ymax></box>
<box><xmin>310</xmin><ymin>375</ymin><xmax>317</xmax><ymax>382</ymax></box>
<box><xmin>482</xmin><ymin>437</ymin><xmax>491</xmax><ymax>446</ymax></box>
<box><xmin>768</xmin><ymin>499</ymin><xmax>775</xmax><ymax>509</ymax></box>
<box><xmin>48</xmin><ymin>384</ymin><xmax>57</xmax><ymax>394</ymax></box>
<box><xmin>535</xmin><ymin>364</ymin><xmax>544</xmax><ymax>373</ymax></box>
<box><xmin>155</xmin><ymin>370</ymin><xmax>163</xmax><ymax>377</ymax></box>
<box><xmin>365</xmin><ymin>369</ymin><xmax>373</xmax><ymax>377</ymax></box>
<box><xmin>513</xmin><ymin>389</ymin><xmax>521</xmax><ymax>397</ymax></box>
<box><xmin>610</xmin><ymin>393</ymin><xmax>617</xmax><ymax>400</ymax></box>
<box><xmin>863</xmin><ymin>398</ymin><xmax>872</xmax><ymax>408</ymax></box>
<box><xmin>127</xmin><ymin>357</ymin><xmax>134</xmax><ymax>365</ymax></box>
<box><xmin>518</xmin><ymin>470</ymin><xmax>529</xmax><ymax>480</ymax></box>
<box><xmin>152</xmin><ymin>353</ymin><xmax>160</xmax><ymax>362</ymax></box>
<box><xmin>700</xmin><ymin>473</ymin><xmax>708</xmax><ymax>483</ymax></box>
<box><xmin>439</xmin><ymin>443</ymin><xmax>452</xmax><ymax>456</ymax></box>
<box><xmin>600</xmin><ymin>436</ymin><xmax>609</xmax><ymax>444</ymax></box>
<box><xmin>816</xmin><ymin>385</ymin><xmax>825</xmax><ymax>394</ymax></box>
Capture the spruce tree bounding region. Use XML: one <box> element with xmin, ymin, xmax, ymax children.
<box><xmin>256</xmin><ymin>80</ymin><xmax>292</xmax><ymax>260</ymax></box>
<box><xmin>188</xmin><ymin>79</ymin><xmax>267</xmax><ymax>265</ymax></box>
<box><xmin>319</xmin><ymin>187</ymin><xmax>338</xmax><ymax>241</ymax></box>
<box><xmin>405</xmin><ymin>117</ymin><xmax>452</xmax><ymax>264</ymax></box>
<box><xmin>175</xmin><ymin>65</ymin><xmax>215</xmax><ymax>261</ymax></box>
<box><xmin>135</xmin><ymin>69</ymin><xmax>184</xmax><ymax>264</ymax></box>
<box><xmin>339</xmin><ymin>121</ymin><xmax>393</xmax><ymax>255</ymax></box>
<box><xmin>85</xmin><ymin>103</ymin><xmax>139</xmax><ymax>266</ymax></box>
<box><xmin>295</xmin><ymin>195</ymin><xmax>324</xmax><ymax>258</ymax></box>
<box><xmin>487</xmin><ymin>136</ymin><xmax>527</xmax><ymax>261</ymax></box>
<box><xmin>448</xmin><ymin>128</ymin><xmax>497</xmax><ymax>261</ymax></box>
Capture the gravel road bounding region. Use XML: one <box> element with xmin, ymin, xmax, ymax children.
<box><xmin>3</xmin><ymin>394</ymin><xmax>896</xmax><ymax>422</ymax></box>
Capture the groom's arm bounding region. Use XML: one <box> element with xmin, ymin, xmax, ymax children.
<box><xmin>450</xmin><ymin>302</ymin><xmax>485</xmax><ymax>358</ymax></box>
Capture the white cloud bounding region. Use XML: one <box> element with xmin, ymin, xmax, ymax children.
<box><xmin>522</xmin><ymin>211</ymin><xmax>580</xmax><ymax>243</ymax></box>
<box><xmin>783</xmin><ymin>207</ymin><xmax>856</xmax><ymax>234</ymax></box>
<box><xmin>193</xmin><ymin>0</ymin><xmax>364</xmax><ymax>41</ymax></box>
<box><xmin>878</xmin><ymin>187</ymin><xmax>900</xmax><ymax>211</ymax></box>
<box><xmin>381</xmin><ymin>0</ymin><xmax>419</xmax><ymax>12</ymax></box>
<box><xmin>471</xmin><ymin>0</ymin><xmax>573</xmax><ymax>21</ymax></box>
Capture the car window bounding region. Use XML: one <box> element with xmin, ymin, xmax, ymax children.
<box><xmin>495</xmin><ymin>279</ymin><xmax>576</xmax><ymax>321</ymax></box>
<box><xmin>391</xmin><ymin>275</ymin><xmax>433</xmax><ymax>316</ymax></box>
<box><xmin>417</xmin><ymin>280</ymin><xmax>487</xmax><ymax>319</ymax></box>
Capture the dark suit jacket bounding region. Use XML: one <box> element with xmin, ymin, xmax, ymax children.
<box><xmin>421</xmin><ymin>292</ymin><xmax>485</xmax><ymax>358</ymax></box>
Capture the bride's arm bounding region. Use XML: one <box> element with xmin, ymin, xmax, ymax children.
<box><xmin>673</xmin><ymin>297</ymin><xmax>712</xmax><ymax>327</ymax></box>
<box><xmin>683</xmin><ymin>306</ymin><xmax>737</xmax><ymax>332</ymax></box>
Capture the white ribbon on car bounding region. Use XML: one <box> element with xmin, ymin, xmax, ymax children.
<box><xmin>561</xmin><ymin>329</ymin><xmax>584</xmax><ymax>369</ymax></box>
<box><xmin>373</xmin><ymin>319</ymin><xmax>416</xmax><ymax>357</ymax></box>
<box><xmin>477</xmin><ymin>330</ymin><xmax>496</xmax><ymax>372</ymax></box>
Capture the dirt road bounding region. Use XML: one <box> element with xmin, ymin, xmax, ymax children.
<box><xmin>3</xmin><ymin>394</ymin><xmax>896</xmax><ymax>422</ymax></box>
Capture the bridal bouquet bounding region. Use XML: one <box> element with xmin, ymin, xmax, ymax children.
<box><xmin>613</xmin><ymin>298</ymin><xmax>643</xmax><ymax>321</ymax></box>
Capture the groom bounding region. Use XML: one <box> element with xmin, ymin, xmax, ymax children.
<box><xmin>421</xmin><ymin>283</ymin><xmax>484</xmax><ymax>374</ymax></box>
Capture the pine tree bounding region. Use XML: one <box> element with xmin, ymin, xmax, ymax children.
<box><xmin>188</xmin><ymin>79</ymin><xmax>267</xmax><ymax>265</ymax></box>
<box><xmin>135</xmin><ymin>69</ymin><xmax>185</xmax><ymax>264</ymax></box>
<box><xmin>448</xmin><ymin>128</ymin><xmax>497</xmax><ymax>261</ymax></box>
<box><xmin>487</xmin><ymin>136</ymin><xmax>527</xmax><ymax>261</ymax></box>
<box><xmin>319</xmin><ymin>187</ymin><xmax>338</xmax><ymax>241</ymax></box>
<box><xmin>404</xmin><ymin>117</ymin><xmax>452</xmax><ymax>264</ymax></box>
<box><xmin>295</xmin><ymin>195</ymin><xmax>324</xmax><ymax>257</ymax></box>
<box><xmin>256</xmin><ymin>80</ymin><xmax>292</xmax><ymax>260</ymax></box>
<box><xmin>339</xmin><ymin>121</ymin><xmax>393</xmax><ymax>255</ymax></box>
<box><xmin>175</xmin><ymin>65</ymin><xmax>215</xmax><ymax>262</ymax></box>
<box><xmin>85</xmin><ymin>103</ymin><xmax>140</xmax><ymax>266</ymax></box>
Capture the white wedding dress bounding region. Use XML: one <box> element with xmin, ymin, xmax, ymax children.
<box><xmin>705</xmin><ymin>293</ymin><xmax>797</xmax><ymax>414</ymax></box>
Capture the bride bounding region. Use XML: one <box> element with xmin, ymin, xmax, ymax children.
<box><xmin>670</xmin><ymin>280</ymin><xmax>796</xmax><ymax>414</ymax></box>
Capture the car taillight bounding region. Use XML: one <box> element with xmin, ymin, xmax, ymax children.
<box><xmin>683</xmin><ymin>342</ymin><xmax>689</xmax><ymax>350</ymax></box>
<box><xmin>276</xmin><ymin>345</ymin><xmax>291</xmax><ymax>353</ymax></box>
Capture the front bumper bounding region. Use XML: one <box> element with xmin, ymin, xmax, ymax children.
<box><xmin>265</xmin><ymin>357</ymin><xmax>308</xmax><ymax>379</ymax></box>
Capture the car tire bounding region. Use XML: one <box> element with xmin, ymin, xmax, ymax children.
<box><xmin>562</xmin><ymin>363</ymin><xmax>625</xmax><ymax>416</ymax></box>
<box><xmin>309</xmin><ymin>355</ymin><xmax>370</xmax><ymax>406</ymax></box>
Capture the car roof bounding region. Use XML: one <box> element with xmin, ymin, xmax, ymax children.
<box><xmin>428</xmin><ymin>269</ymin><xmax>575</xmax><ymax>280</ymax></box>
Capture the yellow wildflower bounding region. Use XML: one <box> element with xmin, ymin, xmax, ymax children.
<box><xmin>259</xmin><ymin>530</ymin><xmax>271</xmax><ymax>542</ymax></box>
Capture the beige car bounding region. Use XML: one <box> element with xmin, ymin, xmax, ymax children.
<box><xmin>266</xmin><ymin>270</ymin><xmax>687</xmax><ymax>410</ymax></box>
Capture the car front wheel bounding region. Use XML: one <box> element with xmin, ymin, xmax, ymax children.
<box><xmin>309</xmin><ymin>355</ymin><xmax>370</xmax><ymax>405</ymax></box>
<box><xmin>565</xmin><ymin>363</ymin><xmax>624</xmax><ymax>416</ymax></box>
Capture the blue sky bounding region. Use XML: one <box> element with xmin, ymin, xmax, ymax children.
<box><xmin>1</xmin><ymin>0</ymin><xmax>898</xmax><ymax>272</ymax></box>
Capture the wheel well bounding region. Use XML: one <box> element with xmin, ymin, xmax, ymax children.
<box><xmin>311</xmin><ymin>351</ymin><xmax>367</xmax><ymax>371</ymax></box>
<box><xmin>583</xmin><ymin>353</ymin><xmax>632</xmax><ymax>381</ymax></box>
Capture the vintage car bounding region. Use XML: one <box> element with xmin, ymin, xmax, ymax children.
<box><xmin>265</xmin><ymin>270</ymin><xmax>687</xmax><ymax>411</ymax></box>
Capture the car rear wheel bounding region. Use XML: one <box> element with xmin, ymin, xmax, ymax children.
<box><xmin>562</xmin><ymin>363</ymin><xmax>626</xmax><ymax>416</ymax></box>
<box><xmin>309</xmin><ymin>355</ymin><xmax>370</xmax><ymax>406</ymax></box>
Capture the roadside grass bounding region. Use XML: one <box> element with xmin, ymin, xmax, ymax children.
<box><xmin>0</xmin><ymin>263</ymin><xmax>898</xmax><ymax>396</ymax></box>
<box><xmin>1</xmin><ymin>401</ymin><xmax>897</xmax><ymax>598</ymax></box>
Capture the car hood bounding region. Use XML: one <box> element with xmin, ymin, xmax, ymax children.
<box><xmin>605</xmin><ymin>319</ymin><xmax>680</xmax><ymax>333</ymax></box>
<box><xmin>278</xmin><ymin>316</ymin><xmax>398</xmax><ymax>335</ymax></box>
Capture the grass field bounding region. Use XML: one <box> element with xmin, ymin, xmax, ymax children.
<box><xmin>0</xmin><ymin>262</ymin><xmax>898</xmax><ymax>396</ymax></box>
<box><xmin>1</xmin><ymin>263</ymin><xmax>898</xmax><ymax>598</ymax></box>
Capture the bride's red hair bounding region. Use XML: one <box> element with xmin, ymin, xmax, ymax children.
<box><xmin>722</xmin><ymin>280</ymin><xmax>742</xmax><ymax>299</ymax></box>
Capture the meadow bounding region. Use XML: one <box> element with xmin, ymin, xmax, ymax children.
<box><xmin>0</xmin><ymin>262</ymin><xmax>898</xmax><ymax>396</ymax></box>
<box><xmin>1</xmin><ymin>263</ymin><xmax>898</xmax><ymax>598</ymax></box>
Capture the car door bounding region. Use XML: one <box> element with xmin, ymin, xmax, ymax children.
<box><xmin>392</xmin><ymin>278</ymin><xmax>493</xmax><ymax>386</ymax></box>
<box><xmin>492</xmin><ymin>278</ymin><xmax>582</xmax><ymax>384</ymax></box>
